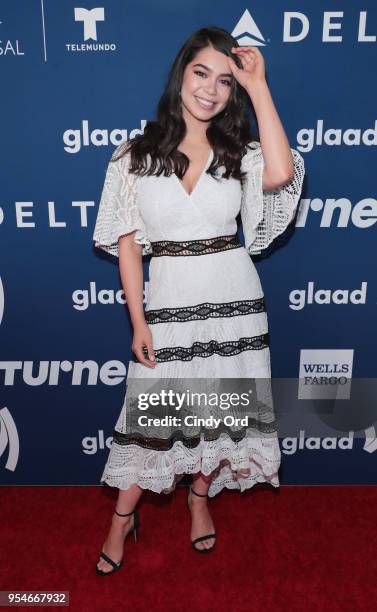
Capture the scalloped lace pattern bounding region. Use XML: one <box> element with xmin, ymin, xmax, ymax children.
<box><xmin>241</xmin><ymin>142</ymin><xmax>305</xmax><ymax>255</ymax></box>
<box><xmin>101</xmin><ymin>431</ymin><xmax>281</xmax><ymax>497</ymax></box>
<box><xmin>93</xmin><ymin>147</ymin><xmax>152</xmax><ymax>258</ymax></box>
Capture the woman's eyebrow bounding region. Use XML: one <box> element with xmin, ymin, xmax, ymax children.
<box><xmin>192</xmin><ymin>63</ymin><xmax>233</xmax><ymax>78</ymax></box>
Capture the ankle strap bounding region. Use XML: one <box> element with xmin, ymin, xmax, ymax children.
<box><xmin>190</xmin><ymin>486</ymin><xmax>208</xmax><ymax>498</ymax></box>
<box><xmin>114</xmin><ymin>508</ymin><xmax>135</xmax><ymax>517</ymax></box>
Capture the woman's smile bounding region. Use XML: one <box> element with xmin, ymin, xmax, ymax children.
<box><xmin>194</xmin><ymin>95</ymin><xmax>216</xmax><ymax>109</ymax></box>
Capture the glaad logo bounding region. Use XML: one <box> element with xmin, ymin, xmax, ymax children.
<box><xmin>282</xmin><ymin>429</ymin><xmax>377</xmax><ymax>455</ymax></box>
<box><xmin>281</xmin><ymin>430</ymin><xmax>353</xmax><ymax>454</ymax></box>
<box><xmin>82</xmin><ymin>430</ymin><xmax>112</xmax><ymax>454</ymax></box>
<box><xmin>0</xmin><ymin>19</ymin><xmax>25</xmax><ymax>56</ymax></box>
<box><xmin>297</xmin><ymin>119</ymin><xmax>377</xmax><ymax>153</ymax></box>
<box><xmin>0</xmin><ymin>361</ymin><xmax>128</xmax><ymax>385</ymax></box>
<box><xmin>87</xmin><ymin>427</ymin><xmax>377</xmax><ymax>456</ymax></box>
<box><xmin>63</xmin><ymin>119</ymin><xmax>147</xmax><ymax>153</ymax></box>
<box><xmin>72</xmin><ymin>281</ymin><xmax>149</xmax><ymax>311</ymax></box>
<box><xmin>232</xmin><ymin>9</ymin><xmax>266</xmax><ymax>46</ymax></box>
<box><xmin>296</xmin><ymin>196</ymin><xmax>377</xmax><ymax>229</ymax></box>
<box><xmin>67</xmin><ymin>7</ymin><xmax>116</xmax><ymax>53</ymax></box>
<box><xmin>289</xmin><ymin>282</ymin><xmax>367</xmax><ymax>310</ymax></box>
<box><xmin>0</xmin><ymin>276</ymin><xmax>4</xmax><ymax>325</ymax></box>
<box><xmin>0</xmin><ymin>407</ymin><xmax>19</xmax><ymax>471</ymax></box>
<box><xmin>299</xmin><ymin>349</ymin><xmax>354</xmax><ymax>400</ymax></box>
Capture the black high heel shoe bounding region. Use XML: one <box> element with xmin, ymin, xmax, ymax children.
<box><xmin>187</xmin><ymin>486</ymin><xmax>216</xmax><ymax>554</ymax></box>
<box><xmin>95</xmin><ymin>507</ymin><xmax>140</xmax><ymax>576</ymax></box>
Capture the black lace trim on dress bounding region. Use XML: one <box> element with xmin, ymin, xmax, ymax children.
<box><xmin>112</xmin><ymin>419</ymin><xmax>278</xmax><ymax>451</ymax></box>
<box><xmin>152</xmin><ymin>333</ymin><xmax>269</xmax><ymax>362</ymax></box>
<box><xmin>151</xmin><ymin>233</ymin><xmax>242</xmax><ymax>257</ymax></box>
<box><xmin>145</xmin><ymin>297</ymin><xmax>266</xmax><ymax>324</ymax></box>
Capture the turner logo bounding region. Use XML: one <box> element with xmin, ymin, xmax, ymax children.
<box><xmin>296</xmin><ymin>197</ymin><xmax>377</xmax><ymax>229</ymax></box>
<box><xmin>0</xmin><ymin>361</ymin><xmax>128</xmax><ymax>386</ymax></box>
<box><xmin>289</xmin><ymin>282</ymin><xmax>367</xmax><ymax>310</ymax></box>
<box><xmin>0</xmin><ymin>276</ymin><xmax>4</xmax><ymax>326</ymax></box>
<box><xmin>63</xmin><ymin>119</ymin><xmax>147</xmax><ymax>153</ymax></box>
<box><xmin>0</xmin><ymin>407</ymin><xmax>19</xmax><ymax>471</ymax></box>
<box><xmin>66</xmin><ymin>7</ymin><xmax>116</xmax><ymax>53</ymax></box>
<box><xmin>72</xmin><ymin>281</ymin><xmax>149</xmax><ymax>311</ymax></box>
<box><xmin>298</xmin><ymin>349</ymin><xmax>354</xmax><ymax>400</ymax></box>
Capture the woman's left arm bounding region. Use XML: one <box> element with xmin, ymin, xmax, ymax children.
<box><xmin>228</xmin><ymin>46</ymin><xmax>294</xmax><ymax>190</ymax></box>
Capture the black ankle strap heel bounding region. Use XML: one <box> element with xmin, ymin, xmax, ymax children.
<box><xmin>190</xmin><ymin>487</ymin><xmax>209</xmax><ymax>498</ymax></box>
<box><xmin>188</xmin><ymin>486</ymin><xmax>216</xmax><ymax>554</ymax></box>
<box><xmin>96</xmin><ymin>507</ymin><xmax>140</xmax><ymax>576</ymax></box>
<box><xmin>114</xmin><ymin>508</ymin><xmax>140</xmax><ymax>543</ymax></box>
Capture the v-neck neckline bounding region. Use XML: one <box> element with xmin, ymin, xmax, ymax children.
<box><xmin>174</xmin><ymin>148</ymin><xmax>213</xmax><ymax>199</ymax></box>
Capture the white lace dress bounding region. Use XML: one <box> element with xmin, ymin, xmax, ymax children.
<box><xmin>93</xmin><ymin>141</ymin><xmax>305</xmax><ymax>497</ymax></box>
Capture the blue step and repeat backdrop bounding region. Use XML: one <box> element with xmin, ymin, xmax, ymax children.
<box><xmin>1</xmin><ymin>1</ymin><xmax>376</xmax><ymax>486</ymax></box>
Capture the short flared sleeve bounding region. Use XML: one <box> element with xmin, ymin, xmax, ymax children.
<box><xmin>93</xmin><ymin>145</ymin><xmax>153</xmax><ymax>258</ymax></box>
<box><xmin>240</xmin><ymin>141</ymin><xmax>305</xmax><ymax>255</ymax></box>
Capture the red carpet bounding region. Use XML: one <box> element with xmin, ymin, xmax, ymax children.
<box><xmin>0</xmin><ymin>484</ymin><xmax>376</xmax><ymax>611</ymax></box>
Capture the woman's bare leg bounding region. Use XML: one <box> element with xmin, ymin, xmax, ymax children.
<box><xmin>97</xmin><ymin>484</ymin><xmax>143</xmax><ymax>572</ymax></box>
<box><xmin>187</xmin><ymin>471</ymin><xmax>216</xmax><ymax>551</ymax></box>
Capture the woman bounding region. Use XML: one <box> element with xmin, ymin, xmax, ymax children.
<box><xmin>93</xmin><ymin>26</ymin><xmax>305</xmax><ymax>575</ymax></box>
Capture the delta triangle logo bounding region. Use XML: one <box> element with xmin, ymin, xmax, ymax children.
<box><xmin>231</xmin><ymin>9</ymin><xmax>266</xmax><ymax>46</ymax></box>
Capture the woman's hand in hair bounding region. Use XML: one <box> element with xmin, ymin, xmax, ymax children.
<box><xmin>228</xmin><ymin>46</ymin><xmax>266</xmax><ymax>91</ymax></box>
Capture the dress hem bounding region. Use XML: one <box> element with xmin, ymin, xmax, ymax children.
<box><xmin>100</xmin><ymin>465</ymin><xmax>280</xmax><ymax>498</ymax></box>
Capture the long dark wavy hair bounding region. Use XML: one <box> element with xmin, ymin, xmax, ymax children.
<box><xmin>112</xmin><ymin>26</ymin><xmax>256</xmax><ymax>184</ymax></box>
